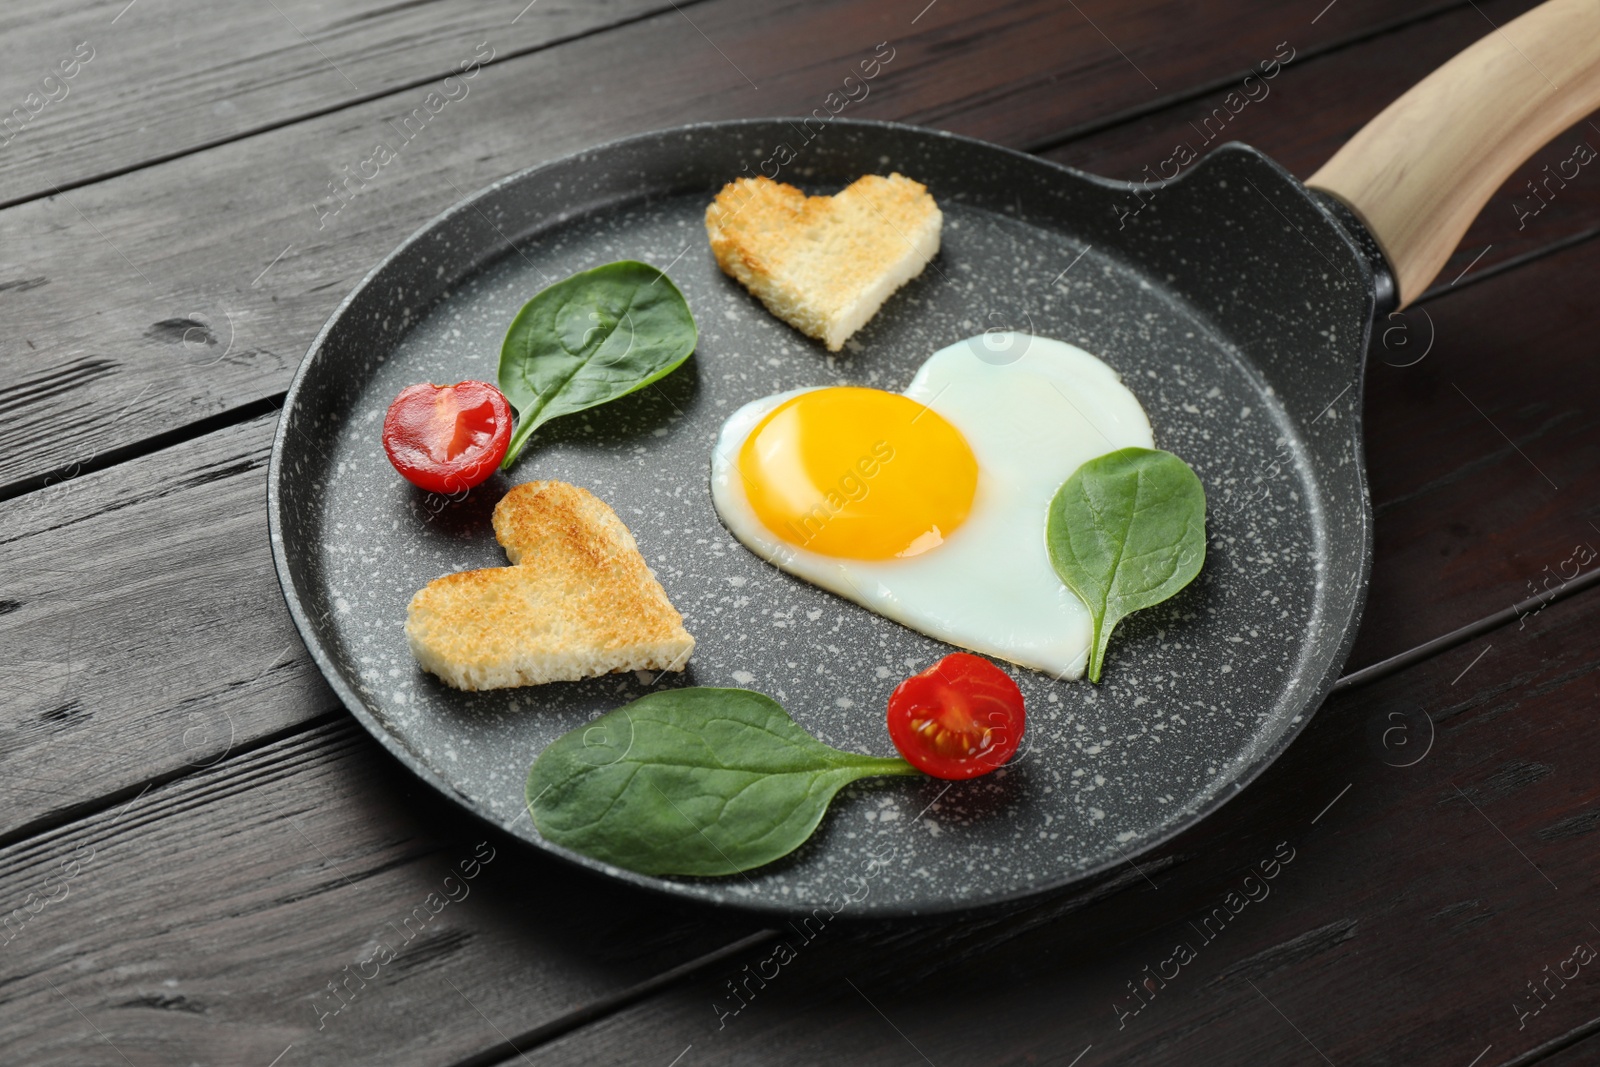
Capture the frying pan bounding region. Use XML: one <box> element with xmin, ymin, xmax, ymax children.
<box><xmin>268</xmin><ymin>0</ymin><xmax>1600</xmax><ymax>916</ymax></box>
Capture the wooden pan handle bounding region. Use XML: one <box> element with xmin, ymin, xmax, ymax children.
<box><xmin>1307</xmin><ymin>0</ymin><xmax>1600</xmax><ymax>307</ymax></box>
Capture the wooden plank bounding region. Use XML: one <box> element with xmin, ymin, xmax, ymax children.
<box><xmin>508</xmin><ymin>584</ymin><xmax>1600</xmax><ymax>1067</ymax></box>
<box><xmin>1039</xmin><ymin>0</ymin><xmax>1598</xmax><ymax>305</ymax></box>
<box><xmin>0</xmin><ymin>0</ymin><xmax>1462</xmax><ymax>494</ymax></box>
<box><xmin>0</xmin><ymin>410</ymin><xmax>334</xmax><ymax>840</ymax></box>
<box><xmin>0</xmin><ymin>715</ymin><xmax>767</xmax><ymax>1065</ymax></box>
<box><xmin>1347</xmin><ymin>227</ymin><xmax>1600</xmax><ymax>672</ymax></box>
<box><xmin>0</xmin><ymin>0</ymin><xmax>677</xmax><ymax>206</ymax></box>
<box><xmin>0</xmin><ymin>0</ymin><xmax>1463</xmax><ymax>209</ymax></box>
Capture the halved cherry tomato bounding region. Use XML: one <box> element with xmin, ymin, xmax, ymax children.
<box><xmin>382</xmin><ymin>380</ymin><xmax>511</xmax><ymax>494</ymax></box>
<box><xmin>886</xmin><ymin>652</ymin><xmax>1024</xmax><ymax>780</ymax></box>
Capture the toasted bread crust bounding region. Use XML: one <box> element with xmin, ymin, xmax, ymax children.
<box><xmin>406</xmin><ymin>481</ymin><xmax>695</xmax><ymax>690</ymax></box>
<box><xmin>705</xmin><ymin>173</ymin><xmax>941</xmax><ymax>351</ymax></box>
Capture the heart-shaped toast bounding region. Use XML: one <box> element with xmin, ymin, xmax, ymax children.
<box><xmin>406</xmin><ymin>481</ymin><xmax>695</xmax><ymax>691</ymax></box>
<box><xmin>705</xmin><ymin>173</ymin><xmax>941</xmax><ymax>351</ymax></box>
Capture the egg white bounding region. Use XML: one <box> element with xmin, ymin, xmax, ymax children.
<box><xmin>710</xmin><ymin>333</ymin><xmax>1153</xmax><ymax>679</ymax></box>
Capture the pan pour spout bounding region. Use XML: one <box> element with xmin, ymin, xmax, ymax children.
<box><xmin>1307</xmin><ymin>0</ymin><xmax>1600</xmax><ymax>307</ymax></box>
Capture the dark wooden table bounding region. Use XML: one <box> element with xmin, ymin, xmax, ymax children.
<box><xmin>4</xmin><ymin>0</ymin><xmax>1599</xmax><ymax>1063</ymax></box>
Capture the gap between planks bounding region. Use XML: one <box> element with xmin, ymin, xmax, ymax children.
<box><xmin>1016</xmin><ymin>0</ymin><xmax>1471</xmax><ymax>157</ymax></box>
<box><xmin>0</xmin><ymin>0</ymin><xmax>720</xmax><ymax>216</ymax></box>
<box><xmin>0</xmin><ymin>392</ymin><xmax>286</xmax><ymax>509</ymax></box>
<box><xmin>442</xmin><ymin>930</ymin><xmax>781</xmax><ymax>1067</ymax></box>
<box><xmin>1332</xmin><ymin>565</ymin><xmax>1600</xmax><ymax>693</ymax></box>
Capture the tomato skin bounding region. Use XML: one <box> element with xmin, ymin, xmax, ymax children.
<box><xmin>382</xmin><ymin>381</ymin><xmax>512</xmax><ymax>495</ymax></box>
<box><xmin>886</xmin><ymin>652</ymin><xmax>1025</xmax><ymax>780</ymax></box>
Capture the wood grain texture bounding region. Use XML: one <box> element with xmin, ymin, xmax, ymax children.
<box><xmin>0</xmin><ymin>716</ymin><xmax>766</xmax><ymax>1066</ymax></box>
<box><xmin>514</xmin><ymin>586</ymin><xmax>1600</xmax><ymax>1067</ymax></box>
<box><xmin>1306</xmin><ymin>0</ymin><xmax>1600</xmax><ymax>305</ymax></box>
<box><xmin>0</xmin><ymin>0</ymin><xmax>677</xmax><ymax>206</ymax></box>
<box><xmin>0</xmin><ymin>0</ymin><xmax>1461</xmax><ymax>494</ymax></box>
<box><xmin>0</xmin><ymin>410</ymin><xmax>334</xmax><ymax>841</ymax></box>
<box><xmin>1348</xmin><ymin>229</ymin><xmax>1600</xmax><ymax>673</ymax></box>
<box><xmin>1041</xmin><ymin>0</ymin><xmax>1600</xmax><ymax>297</ymax></box>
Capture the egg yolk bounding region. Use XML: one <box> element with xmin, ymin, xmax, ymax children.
<box><xmin>737</xmin><ymin>387</ymin><xmax>978</xmax><ymax>560</ymax></box>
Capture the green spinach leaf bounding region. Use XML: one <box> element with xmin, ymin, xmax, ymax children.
<box><xmin>497</xmin><ymin>260</ymin><xmax>697</xmax><ymax>469</ymax></box>
<box><xmin>1046</xmin><ymin>447</ymin><xmax>1207</xmax><ymax>683</ymax></box>
<box><xmin>527</xmin><ymin>687</ymin><xmax>918</xmax><ymax>876</ymax></box>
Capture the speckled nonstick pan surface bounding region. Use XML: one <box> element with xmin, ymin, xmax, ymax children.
<box><xmin>268</xmin><ymin>119</ymin><xmax>1376</xmax><ymax>917</ymax></box>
